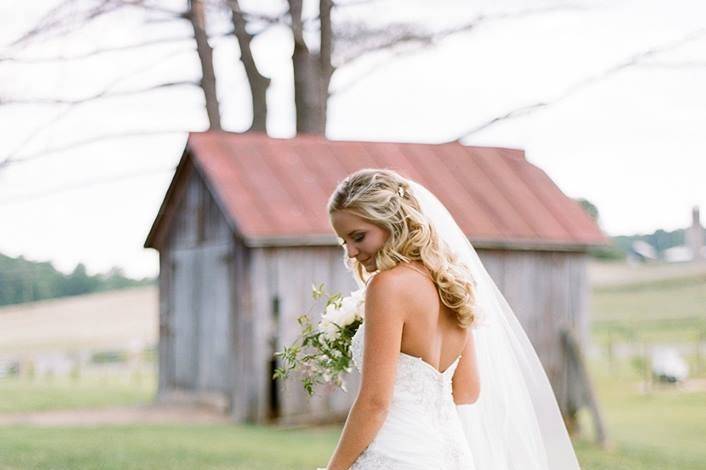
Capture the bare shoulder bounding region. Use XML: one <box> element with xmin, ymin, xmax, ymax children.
<box><xmin>366</xmin><ymin>264</ymin><xmax>431</xmax><ymax>312</ymax></box>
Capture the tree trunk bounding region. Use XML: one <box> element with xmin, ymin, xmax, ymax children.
<box><xmin>319</xmin><ymin>0</ymin><xmax>333</xmax><ymax>134</ymax></box>
<box><xmin>228</xmin><ymin>0</ymin><xmax>270</xmax><ymax>132</ymax></box>
<box><xmin>288</xmin><ymin>0</ymin><xmax>333</xmax><ymax>135</ymax></box>
<box><xmin>189</xmin><ymin>0</ymin><xmax>222</xmax><ymax>130</ymax></box>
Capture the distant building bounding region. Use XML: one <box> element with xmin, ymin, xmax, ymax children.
<box><xmin>664</xmin><ymin>206</ymin><xmax>706</xmax><ymax>263</ymax></box>
<box><xmin>628</xmin><ymin>240</ymin><xmax>658</xmax><ymax>263</ymax></box>
<box><xmin>686</xmin><ymin>206</ymin><xmax>705</xmax><ymax>260</ymax></box>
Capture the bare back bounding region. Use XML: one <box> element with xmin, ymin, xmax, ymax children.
<box><xmin>396</xmin><ymin>262</ymin><xmax>468</xmax><ymax>373</ymax></box>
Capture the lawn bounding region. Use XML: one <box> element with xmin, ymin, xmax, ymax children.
<box><xmin>573</xmin><ymin>360</ymin><xmax>706</xmax><ymax>470</ymax></box>
<box><xmin>0</xmin><ymin>373</ymin><xmax>154</xmax><ymax>414</ymax></box>
<box><xmin>1</xmin><ymin>364</ymin><xmax>704</xmax><ymax>469</ymax></box>
<box><xmin>590</xmin><ymin>269</ymin><xmax>706</xmax><ymax>345</ymax></box>
<box><xmin>1</xmin><ymin>262</ymin><xmax>704</xmax><ymax>469</ymax></box>
<box><xmin>0</xmin><ymin>424</ymin><xmax>340</xmax><ymax>470</ymax></box>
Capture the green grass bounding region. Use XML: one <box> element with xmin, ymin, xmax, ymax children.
<box><xmin>591</xmin><ymin>273</ymin><xmax>706</xmax><ymax>344</ymax></box>
<box><xmin>1</xmin><ymin>366</ymin><xmax>704</xmax><ymax>469</ymax></box>
<box><xmin>573</xmin><ymin>361</ymin><xmax>706</xmax><ymax>470</ymax></box>
<box><xmin>582</xmin><ymin>269</ymin><xmax>706</xmax><ymax>468</ymax></box>
<box><xmin>1</xmin><ymin>264</ymin><xmax>704</xmax><ymax>468</ymax></box>
<box><xmin>0</xmin><ymin>424</ymin><xmax>339</xmax><ymax>470</ymax></box>
<box><xmin>0</xmin><ymin>373</ymin><xmax>154</xmax><ymax>413</ymax></box>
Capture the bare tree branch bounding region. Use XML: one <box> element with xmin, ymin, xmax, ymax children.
<box><xmin>0</xmin><ymin>165</ymin><xmax>177</xmax><ymax>206</ymax></box>
<box><xmin>2</xmin><ymin>48</ymin><xmax>195</xmax><ymax>163</ymax></box>
<box><xmin>2</xmin><ymin>1</ymin><xmax>280</xmax><ymax>64</ymax></box>
<box><xmin>115</xmin><ymin>0</ymin><xmax>186</xmax><ymax>17</ymax></box>
<box><xmin>226</xmin><ymin>0</ymin><xmax>271</xmax><ymax>131</ymax></box>
<box><xmin>0</xmin><ymin>129</ymin><xmax>189</xmax><ymax>168</ymax></box>
<box><xmin>329</xmin><ymin>42</ymin><xmax>428</xmax><ymax>96</ymax></box>
<box><xmin>637</xmin><ymin>60</ymin><xmax>706</xmax><ymax>69</ymax></box>
<box><xmin>1</xmin><ymin>81</ymin><xmax>197</xmax><ymax>106</ymax></box>
<box><xmin>332</xmin><ymin>0</ymin><xmax>380</xmax><ymax>6</ymax></box>
<box><xmin>334</xmin><ymin>3</ymin><xmax>589</xmax><ymax>68</ymax></box>
<box><xmin>0</xmin><ymin>36</ymin><xmax>198</xmax><ymax>64</ymax></box>
<box><xmin>7</xmin><ymin>0</ymin><xmax>127</xmax><ymax>50</ymax></box>
<box><xmin>453</xmin><ymin>27</ymin><xmax>706</xmax><ymax>140</ymax></box>
<box><xmin>188</xmin><ymin>0</ymin><xmax>222</xmax><ymax>130</ymax></box>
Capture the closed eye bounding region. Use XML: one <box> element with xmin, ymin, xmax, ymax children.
<box><xmin>338</xmin><ymin>233</ymin><xmax>365</xmax><ymax>245</ymax></box>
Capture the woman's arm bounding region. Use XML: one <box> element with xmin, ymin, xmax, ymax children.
<box><xmin>452</xmin><ymin>328</ymin><xmax>480</xmax><ymax>405</ymax></box>
<box><xmin>325</xmin><ymin>272</ymin><xmax>407</xmax><ymax>470</ymax></box>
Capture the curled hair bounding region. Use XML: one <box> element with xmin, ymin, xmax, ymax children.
<box><xmin>327</xmin><ymin>168</ymin><xmax>478</xmax><ymax>328</ymax></box>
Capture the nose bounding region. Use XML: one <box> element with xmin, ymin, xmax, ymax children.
<box><xmin>346</xmin><ymin>245</ymin><xmax>358</xmax><ymax>259</ymax></box>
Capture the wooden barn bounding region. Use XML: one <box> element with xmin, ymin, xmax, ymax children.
<box><xmin>144</xmin><ymin>131</ymin><xmax>609</xmax><ymax>425</ymax></box>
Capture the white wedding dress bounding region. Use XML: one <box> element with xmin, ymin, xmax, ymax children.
<box><xmin>332</xmin><ymin>179</ymin><xmax>581</xmax><ymax>470</ymax></box>
<box><xmin>349</xmin><ymin>324</ymin><xmax>477</xmax><ymax>470</ymax></box>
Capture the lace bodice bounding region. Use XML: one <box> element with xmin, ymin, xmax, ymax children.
<box><xmin>351</xmin><ymin>325</ymin><xmax>461</xmax><ymax>411</ymax></box>
<box><xmin>349</xmin><ymin>324</ymin><xmax>472</xmax><ymax>469</ymax></box>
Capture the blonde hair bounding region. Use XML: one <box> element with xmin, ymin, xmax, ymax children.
<box><xmin>327</xmin><ymin>168</ymin><xmax>478</xmax><ymax>328</ymax></box>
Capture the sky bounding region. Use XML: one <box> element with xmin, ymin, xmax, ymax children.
<box><xmin>1</xmin><ymin>0</ymin><xmax>705</xmax><ymax>278</ymax></box>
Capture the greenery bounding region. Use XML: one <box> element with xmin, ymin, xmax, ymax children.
<box><xmin>0</xmin><ymin>374</ymin><xmax>154</xmax><ymax>414</ymax></box>
<box><xmin>591</xmin><ymin>272</ymin><xmax>706</xmax><ymax>344</ymax></box>
<box><xmin>0</xmin><ymin>253</ymin><xmax>155</xmax><ymax>307</ymax></box>
<box><xmin>612</xmin><ymin>228</ymin><xmax>687</xmax><ymax>257</ymax></box>
<box><xmin>0</xmin><ymin>363</ymin><xmax>703</xmax><ymax>469</ymax></box>
<box><xmin>572</xmin><ymin>361</ymin><xmax>706</xmax><ymax>470</ymax></box>
<box><xmin>571</xmin><ymin>197</ymin><xmax>704</xmax><ymax>261</ymax></box>
<box><xmin>274</xmin><ymin>283</ymin><xmax>362</xmax><ymax>396</ymax></box>
<box><xmin>0</xmin><ymin>262</ymin><xmax>704</xmax><ymax>468</ymax></box>
<box><xmin>0</xmin><ymin>424</ymin><xmax>337</xmax><ymax>470</ymax></box>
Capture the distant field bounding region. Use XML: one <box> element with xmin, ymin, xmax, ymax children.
<box><xmin>0</xmin><ymin>367</ymin><xmax>704</xmax><ymax>470</ymax></box>
<box><xmin>589</xmin><ymin>261</ymin><xmax>706</xmax><ymax>345</ymax></box>
<box><xmin>588</xmin><ymin>259</ymin><xmax>706</xmax><ymax>288</ymax></box>
<box><xmin>0</xmin><ymin>286</ymin><xmax>157</xmax><ymax>354</ymax></box>
<box><xmin>0</xmin><ymin>373</ymin><xmax>155</xmax><ymax>414</ymax></box>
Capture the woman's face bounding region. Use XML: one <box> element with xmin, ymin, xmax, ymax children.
<box><xmin>330</xmin><ymin>210</ymin><xmax>390</xmax><ymax>272</ymax></box>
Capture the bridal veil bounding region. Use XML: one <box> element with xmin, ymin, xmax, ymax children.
<box><xmin>407</xmin><ymin>179</ymin><xmax>581</xmax><ymax>470</ymax></box>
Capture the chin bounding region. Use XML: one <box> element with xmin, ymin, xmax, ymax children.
<box><xmin>360</xmin><ymin>260</ymin><xmax>374</xmax><ymax>271</ymax></box>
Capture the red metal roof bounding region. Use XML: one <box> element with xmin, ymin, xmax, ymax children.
<box><xmin>146</xmin><ymin>131</ymin><xmax>608</xmax><ymax>250</ymax></box>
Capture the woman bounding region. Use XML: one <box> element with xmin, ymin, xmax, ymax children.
<box><xmin>324</xmin><ymin>169</ymin><xmax>581</xmax><ymax>470</ymax></box>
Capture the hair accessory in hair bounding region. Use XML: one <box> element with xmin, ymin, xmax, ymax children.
<box><xmin>397</xmin><ymin>185</ymin><xmax>405</xmax><ymax>198</ymax></box>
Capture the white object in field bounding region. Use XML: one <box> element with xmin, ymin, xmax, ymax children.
<box><xmin>651</xmin><ymin>347</ymin><xmax>689</xmax><ymax>382</ymax></box>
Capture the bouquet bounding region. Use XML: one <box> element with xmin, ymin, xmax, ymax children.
<box><xmin>273</xmin><ymin>283</ymin><xmax>366</xmax><ymax>396</ymax></box>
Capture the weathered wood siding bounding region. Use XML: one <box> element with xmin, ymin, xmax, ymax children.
<box><xmin>254</xmin><ymin>247</ymin><xmax>588</xmax><ymax>423</ymax></box>
<box><xmin>249</xmin><ymin>246</ymin><xmax>359</xmax><ymax>424</ymax></box>
<box><xmin>477</xmin><ymin>249</ymin><xmax>589</xmax><ymax>413</ymax></box>
<box><xmin>158</xmin><ymin>166</ymin><xmax>234</xmax><ymax>403</ymax></box>
<box><xmin>229</xmin><ymin>236</ymin><xmax>254</xmax><ymax>422</ymax></box>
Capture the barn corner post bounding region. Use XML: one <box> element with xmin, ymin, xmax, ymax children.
<box><xmin>228</xmin><ymin>236</ymin><xmax>258</xmax><ymax>423</ymax></box>
<box><xmin>561</xmin><ymin>328</ymin><xmax>608</xmax><ymax>447</ymax></box>
<box><xmin>156</xmin><ymin>249</ymin><xmax>175</xmax><ymax>398</ymax></box>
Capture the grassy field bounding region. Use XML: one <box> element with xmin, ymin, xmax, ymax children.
<box><xmin>0</xmin><ymin>424</ymin><xmax>338</xmax><ymax>470</ymax></box>
<box><xmin>1</xmin><ymin>363</ymin><xmax>704</xmax><ymax>469</ymax></box>
<box><xmin>589</xmin><ymin>260</ymin><xmax>706</xmax><ymax>345</ymax></box>
<box><xmin>573</xmin><ymin>361</ymin><xmax>706</xmax><ymax>470</ymax></box>
<box><xmin>0</xmin><ymin>373</ymin><xmax>154</xmax><ymax>414</ymax></box>
<box><xmin>0</xmin><ymin>261</ymin><xmax>704</xmax><ymax>469</ymax></box>
<box><xmin>0</xmin><ymin>286</ymin><xmax>156</xmax><ymax>354</ymax></box>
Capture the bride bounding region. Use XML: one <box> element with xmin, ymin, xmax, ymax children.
<box><xmin>322</xmin><ymin>169</ymin><xmax>581</xmax><ymax>470</ymax></box>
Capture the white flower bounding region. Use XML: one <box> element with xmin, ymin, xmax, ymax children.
<box><xmin>317</xmin><ymin>287</ymin><xmax>366</xmax><ymax>340</ymax></box>
<box><xmin>318</xmin><ymin>318</ymin><xmax>339</xmax><ymax>341</ymax></box>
